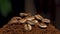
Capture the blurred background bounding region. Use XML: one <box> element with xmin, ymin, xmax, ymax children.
<box><xmin>0</xmin><ymin>0</ymin><xmax>60</xmax><ymax>30</ymax></box>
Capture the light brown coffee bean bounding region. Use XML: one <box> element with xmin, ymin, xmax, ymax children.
<box><xmin>9</xmin><ymin>20</ymin><xmax>18</xmax><ymax>24</ymax></box>
<box><xmin>19</xmin><ymin>13</ymin><xmax>29</xmax><ymax>16</ymax></box>
<box><xmin>27</xmin><ymin>21</ymin><xmax>35</xmax><ymax>25</ymax></box>
<box><xmin>26</xmin><ymin>16</ymin><xmax>35</xmax><ymax>21</ymax></box>
<box><xmin>18</xmin><ymin>19</ymin><xmax>27</xmax><ymax>23</ymax></box>
<box><xmin>32</xmin><ymin>20</ymin><xmax>39</xmax><ymax>24</ymax></box>
<box><xmin>35</xmin><ymin>15</ymin><xmax>43</xmax><ymax>20</ymax></box>
<box><xmin>24</xmin><ymin>24</ymin><xmax>32</xmax><ymax>31</ymax></box>
<box><xmin>11</xmin><ymin>17</ymin><xmax>22</xmax><ymax>20</ymax></box>
<box><xmin>42</xmin><ymin>19</ymin><xmax>50</xmax><ymax>23</ymax></box>
<box><xmin>38</xmin><ymin>23</ymin><xmax>47</xmax><ymax>28</ymax></box>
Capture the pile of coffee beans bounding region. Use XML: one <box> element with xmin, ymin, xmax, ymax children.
<box><xmin>9</xmin><ymin>13</ymin><xmax>50</xmax><ymax>31</ymax></box>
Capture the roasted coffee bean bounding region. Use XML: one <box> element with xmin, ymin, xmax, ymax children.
<box><xmin>24</xmin><ymin>24</ymin><xmax>32</xmax><ymax>31</ymax></box>
<box><xmin>35</xmin><ymin>15</ymin><xmax>43</xmax><ymax>20</ymax></box>
<box><xmin>26</xmin><ymin>16</ymin><xmax>35</xmax><ymax>21</ymax></box>
<box><xmin>27</xmin><ymin>21</ymin><xmax>35</xmax><ymax>25</ymax></box>
<box><xmin>32</xmin><ymin>20</ymin><xmax>39</xmax><ymax>24</ymax></box>
<box><xmin>38</xmin><ymin>23</ymin><xmax>47</xmax><ymax>29</ymax></box>
<box><xmin>18</xmin><ymin>19</ymin><xmax>27</xmax><ymax>23</ymax></box>
<box><xmin>19</xmin><ymin>13</ymin><xmax>29</xmax><ymax>17</ymax></box>
<box><xmin>11</xmin><ymin>17</ymin><xmax>22</xmax><ymax>20</ymax></box>
<box><xmin>42</xmin><ymin>19</ymin><xmax>50</xmax><ymax>24</ymax></box>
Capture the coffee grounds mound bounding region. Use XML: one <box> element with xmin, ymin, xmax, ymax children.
<box><xmin>0</xmin><ymin>23</ymin><xmax>60</xmax><ymax>34</ymax></box>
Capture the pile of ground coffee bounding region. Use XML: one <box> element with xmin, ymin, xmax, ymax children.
<box><xmin>0</xmin><ymin>13</ymin><xmax>60</xmax><ymax>34</ymax></box>
<box><xmin>0</xmin><ymin>22</ymin><xmax>60</xmax><ymax>34</ymax></box>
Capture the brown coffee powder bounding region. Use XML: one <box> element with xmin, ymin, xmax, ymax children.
<box><xmin>0</xmin><ymin>23</ymin><xmax>60</xmax><ymax>34</ymax></box>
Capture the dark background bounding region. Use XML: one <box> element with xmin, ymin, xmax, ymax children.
<box><xmin>0</xmin><ymin>0</ymin><xmax>60</xmax><ymax>30</ymax></box>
